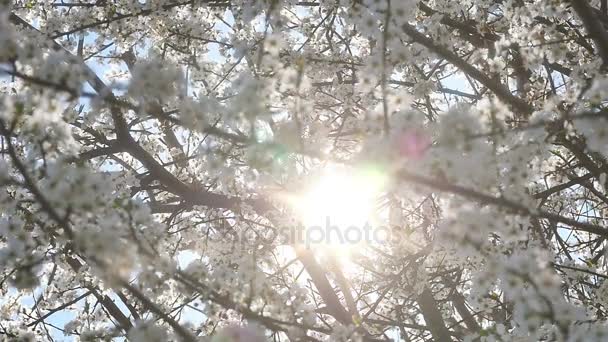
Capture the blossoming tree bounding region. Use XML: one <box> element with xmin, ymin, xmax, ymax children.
<box><xmin>2</xmin><ymin>0</ymin><xmax>608</xmax><ymax>341</ymax></box>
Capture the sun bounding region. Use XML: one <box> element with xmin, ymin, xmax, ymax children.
<box><xmin>290</xmin><ymin>165</ymin><xmax>387</xmax><ymax>253</ymax></box>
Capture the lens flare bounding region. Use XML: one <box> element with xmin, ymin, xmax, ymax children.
<box><xmin>290</xmin><ymin>164</ymin><xmax>387</xmax><ymax>252</ymax></box>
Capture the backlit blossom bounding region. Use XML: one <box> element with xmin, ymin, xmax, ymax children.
<box><xmin>2</xmin><ymin>0</ymin><xmax>608</xmax><ymax>341</ymax></box>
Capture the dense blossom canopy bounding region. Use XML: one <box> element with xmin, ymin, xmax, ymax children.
<box><xmin>2</xmin><ymin>0</ymin><xmax>608</xmax><ymax>341</ymax></box>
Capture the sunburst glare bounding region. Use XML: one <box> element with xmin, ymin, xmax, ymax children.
<box><xmin>290</xmin><ymin>165</ymin><xmax>387</xmax><ymax>258</ymax></box>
